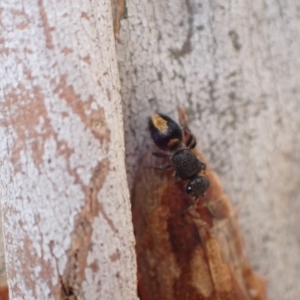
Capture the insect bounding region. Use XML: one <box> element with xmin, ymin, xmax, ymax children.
<box><xmin>148</xmin><ymin>113</ymin><xmax>210</xmax><ymax>214</ymax></box>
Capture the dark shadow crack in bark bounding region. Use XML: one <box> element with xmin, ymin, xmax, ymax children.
<box><xmin>55</xmin><ymin>158</ymin><xmax>110</xmax><ymax>300</ymax></box>
<box><xmin>169</xmin><ymin>0</ymin><xmax>194</xmax><ymax>58</ymax></box>
<box><xmin>229</xmin><ymin>30</ymin><xmax>242</xmax><ymax>51</ymax></box>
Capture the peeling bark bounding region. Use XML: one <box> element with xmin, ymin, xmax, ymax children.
<box><xmin>132</xmin><ymin>109</ymin><xmax>265</xmax><ymax>300</ymax></box>
<box><xmin>111</xmin><ymin>0</ymin><xmax>126</xmax><ymax>36</ymax></box>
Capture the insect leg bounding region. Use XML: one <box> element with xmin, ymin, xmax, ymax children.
<box><xmin>152</xmin><ymin>152</ymin><xmax>172</xmax><ymax>158</ymax></box>
<box><xmin>172</xmin><ymin>196</ymin><xmax>200</xmax><ymax>217</ymax></box>
<box><xmin>185</xmin><ymin>129</ymin><xmax>197</xmax><ymax>149</ymax></box>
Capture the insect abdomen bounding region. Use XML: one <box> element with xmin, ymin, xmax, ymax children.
<box><xmin>148</xmin><ymin>113</ymin><xmax>182</xmax><ymax>151</ymax></box>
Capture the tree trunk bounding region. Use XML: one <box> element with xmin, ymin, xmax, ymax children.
<box><xmin>2</xmin><ymin>0</ymin><xmax>300</xmax><ymax>299</ymax></box>
<box><xmin>117</xmin><ymin>1</ymin><xmax>300</xmax><ymax>300</ymax></box>
<box><xmin>0</xmin><ymin>1</ymin><xmax>137</xmax><ymax>299</ymax></box>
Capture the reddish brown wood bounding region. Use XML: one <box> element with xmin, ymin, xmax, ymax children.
<box><xmin>132</xmin><ymin>108</ymin><xmax>265</xmax><ymax>300</ymax></box>
<box><xmin>0</xmin><ymin>285</ymin><xmax>9</xmax><ymax>300</ymax></box>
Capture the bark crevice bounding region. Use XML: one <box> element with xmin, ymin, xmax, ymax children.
<box><xmin>55</xmin><ymin>159</ymin><xmax>110</xmax><ymax>300</ymax></box>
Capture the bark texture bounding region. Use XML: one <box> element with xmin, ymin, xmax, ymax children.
<box><xmin>1</xmin><ymin>1</ymin><xmax>137</xmax><ymax>299</ymax></box>
<box><xmin>117</xmin><ymin>1</ymin><xmax>300</xmax><ymax>300</ymax></box>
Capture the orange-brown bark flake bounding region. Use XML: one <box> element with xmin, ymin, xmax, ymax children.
<box><xmin>111</xmin><ymin>0</ymin><xmax>126</xmax><ymax>36</ymax></box>
<box><xmin>38</xmin><ymin>0</ymin><xmax>54</xmax><ymax>49</ymax></box>
<box><xmin>132</xmin><ymin>108</ymin><xmax>266</xmax><ymax>300</ymax></box>
<box><xmin>3</xmin><ymin>83</ymin><xmax>53</xmax><ymax>172</ymax></box>
<box><xmin>0</xmin><ymin>285</ymin><xmax>9</xmax><ymax>300</ymax></box>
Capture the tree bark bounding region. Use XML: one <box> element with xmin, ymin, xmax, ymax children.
<box><xmin>2</xmin><ymin>0</ymin><xmax>300</xmax><ymax>299</ymax></box>
<box><xmin>0</xmin><ymin>1</ymin><xmax>137</xmax><ymax>299</ymax></box>
<box><xmin>117</xmin><ymin>1</ymin><xmax>300</xmax><ymax>300</ymax></box>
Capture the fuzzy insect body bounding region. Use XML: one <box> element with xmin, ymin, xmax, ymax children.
<box><xmin>149</xmin><ymin>113</ymin><xmax>209</xmax><ymax>211</ymax></box>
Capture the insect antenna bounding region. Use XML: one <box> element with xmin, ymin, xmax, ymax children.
<box><xmin>171</xmin><ymin>196</ymin><xmax>201</xmax><ymax>217</ymax></box>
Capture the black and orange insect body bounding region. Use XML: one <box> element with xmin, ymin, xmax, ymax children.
<box><xmin>148</xmin><ymin>113</ymin><xmax>210</xmax><ymax>213</ymax></box>
<box><xmin>148</xmin><ymin>113</ymin><xmax>183</xmax><ymax>151</ymax></box>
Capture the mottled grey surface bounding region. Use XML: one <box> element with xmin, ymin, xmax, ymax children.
<box><xmin>117</xmin><ymin>1</ymin><xmax>300</xmax><ymax>299</ymax></box>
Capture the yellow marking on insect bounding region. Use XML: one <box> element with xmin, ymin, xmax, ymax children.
<box><xmin>168</xmin><ymin>138</ymin><xmax>180</xmax><ymax>147</ymax></box>
<box><xmin>151</xmin><ymin>114</ymin><xmax>168</xmax><ymax>133</ymax></box>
